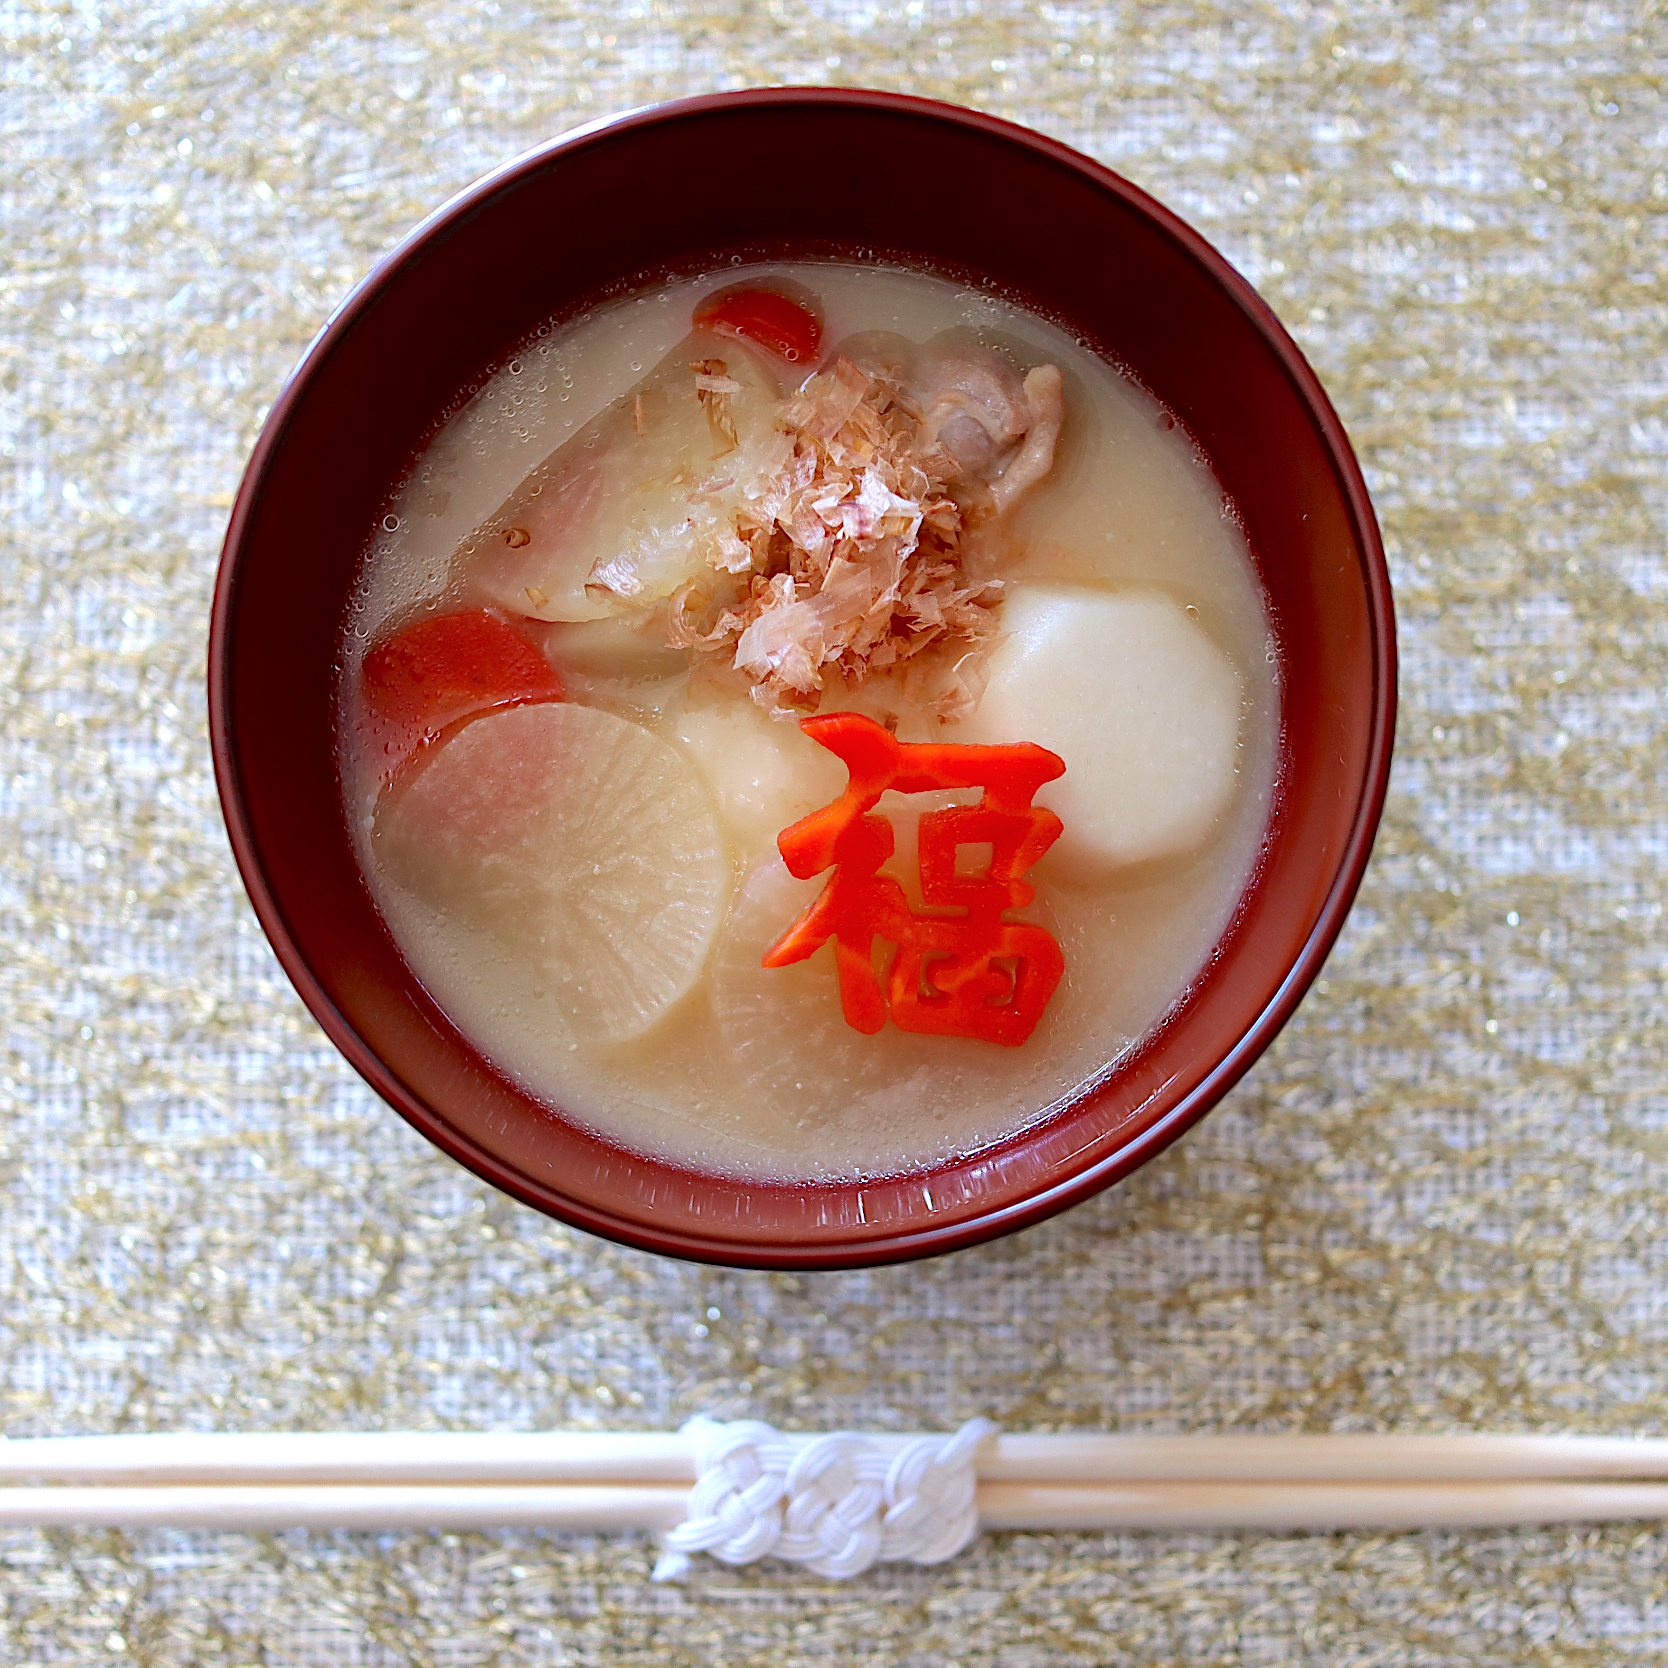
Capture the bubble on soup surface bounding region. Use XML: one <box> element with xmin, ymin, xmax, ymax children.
<box><xmin>373</xmin><ymin>703</ymin><xmax>727</xmax><ymax>1043</ymax></box>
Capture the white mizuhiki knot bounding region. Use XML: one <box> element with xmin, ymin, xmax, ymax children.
<box><xmin>651</xmin><ymin>1416</ymin><xmax>997</xmax><ymax>1581</ymax></box>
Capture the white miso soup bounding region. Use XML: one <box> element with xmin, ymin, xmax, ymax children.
<box><xmin>341</xmin><ymin>261</ymin><xmax>1280</xmax><ymax>1182</ymax></box>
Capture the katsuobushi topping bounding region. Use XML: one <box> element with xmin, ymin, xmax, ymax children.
<box><xmin>469</xmin><ymin>284</ymin><xmax>1064</xmax><ymax>726</ymax></box>
<box><xmin>665</xmin><ymin>344</ymin><xmax>1064</xmax><ymax>720</ymax></box>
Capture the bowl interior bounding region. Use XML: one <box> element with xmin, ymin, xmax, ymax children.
<box><xmin>212</xmin><ymin>91</ymin><xmax>1393</xmax><ymax>1268</ymax></box>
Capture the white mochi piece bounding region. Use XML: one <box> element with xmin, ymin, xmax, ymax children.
<box><xmin>954</xmin><ymin>585</ymin><xmax>1243</xmax><ymax>875</ymax></box>
<box><xmin>676</xmin><ymin>703</ymin><xmax>849</xmax><ymax>862</ymax></box>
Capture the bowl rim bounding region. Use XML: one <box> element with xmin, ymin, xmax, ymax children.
<box><xmin>209</xmin><ymin>85</ymin><xmax>1397</xmax><ymax>1269</ymax></box>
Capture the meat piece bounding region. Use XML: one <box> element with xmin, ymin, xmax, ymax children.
<box><xmin>918</xmin><ymin>345</ymin><xmax>1032</xmax><ymax>478</ymax></box>
<box><xmin>990</xmin><ymin>364</ymin><xmax>1064</xmax><ymax>515</ymax></box>
<box><xmin>915</xmin><ymin>342</ymin><xmax>1064</xmax><ymax>513</ymax></box>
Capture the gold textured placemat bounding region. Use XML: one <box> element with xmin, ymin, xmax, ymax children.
<box><xmin>3</xmin><ymin>2</ymin><xmax>1666</xmax><ymax>1661</ymax></box>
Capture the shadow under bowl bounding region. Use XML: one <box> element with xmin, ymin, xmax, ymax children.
<box><xmin>209</xmin><ymin>89</ymin><xmax>1396</xmax><ymax>1269</ymax></box>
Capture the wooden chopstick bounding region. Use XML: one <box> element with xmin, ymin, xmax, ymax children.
<box><xmin>978</xmin><ymin>1479</ymin><xmax>1668</xmax><ymax>1531</ymax></box>
<box><xmin>6</xmin><ymin>1431</ymin><xmax>1668</xmax><ymax>1488</ymax></box>
<box><xmin>0</xmin><ymin>1431</ymin><xmax>695</xmax><ymax>1487</ymax></box>
<box><xmin>0</xmin><ymin>1484</ymin><xmax>693</xmax><ymax>1531</ymax></box>
<box><xmin>2</xmin><ymin>1479</ymin><xmax>1667</xmax><ymax>1533</ymax></box>
<box><xmin>981</xmin><ymin>1433</ymin><xmax>1668</xmax><ymax>1484</ymax></box>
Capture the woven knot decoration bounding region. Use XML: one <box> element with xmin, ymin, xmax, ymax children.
<box><xmin>652</xmin><ymin>1416</ymin><xmax>998</xmax><ymax>1580</ymax></box>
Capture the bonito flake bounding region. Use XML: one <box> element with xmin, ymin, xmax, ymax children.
<box><xmin>669</xmin><ymin>357</ymin><xmax>1007</xmax><ymax>720</ymax></box>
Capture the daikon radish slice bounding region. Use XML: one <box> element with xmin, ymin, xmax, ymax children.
<box><xmin>954</xmin><ymin>585</ymin><xmax>1242</xmax><ymax>876</ymax></box>
<box><xmin>541</xmin><ymin>614</ymin><xmax>689</xmax><ymax>681</ymax></box>
<box><xmin>373</xmin><ymin>703</ymin><xmax>727</xmax><ymax>1042</ymax></box>
<box><xmin>675</xmin><ymin>701</ymin><xmax>848</xmax><ymax>861</ymax></box>
<box><xmin>709</xmin><ymin>858</ymin><xmax>926</xmax><ymax>1127</ymax></box>
<box><xmin>470</xmin><ymin>329</ymin><xmax>784</xmax><ymax>624</ymax></box>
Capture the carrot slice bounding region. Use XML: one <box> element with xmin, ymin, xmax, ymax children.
<box><xmin>763</xmin><ymin>712</ymin><xmax>1066</xmax><ymax>1047</ymax></box>
<box><xmin>360</xmin><ymin>609</ymin><xmax>562</xmax><ymax>775</ymax></box>
<box><xmin>694</xmin><ymin>287</ymin><xmax>823</xmax><ymax>366</ymax></box>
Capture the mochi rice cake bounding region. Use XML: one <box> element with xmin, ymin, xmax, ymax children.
<box><xmin>342</xmin><ymin>263</ymin><xmax>1280</xmax><ymax>1182</ymax></box>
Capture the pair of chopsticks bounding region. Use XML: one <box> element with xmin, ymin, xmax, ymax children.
<box><xmin>3</xmin><ymin>1431</ymin><xmax>1668</xmax><ymax>1532</ymax></box>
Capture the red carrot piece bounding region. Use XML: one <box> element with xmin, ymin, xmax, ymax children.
<box><xmin>694</xmin><ymin>288</ymin><xmax>823</xmax><ymax>367</ymax></box>
<box><xmin>764</xmin><ymin>712</ymin><xmax>1066</xmax><ymax>1046</ymax></box>
<box><xmin>360</xmin><ymin>610</ymin><xmax>562</xmax><ymax>777</ymax></box>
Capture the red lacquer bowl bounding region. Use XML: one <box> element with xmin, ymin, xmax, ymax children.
<box><xmin>209</xmin><ymin>89</ymin><xmax>1395</xmax><ymax>1269</ymax></box>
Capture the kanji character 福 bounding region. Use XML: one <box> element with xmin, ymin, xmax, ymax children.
<box><xmin>762</xmin><ymin>711</ymin><xmax>1067</xmax><ymax>1047</ymax></box>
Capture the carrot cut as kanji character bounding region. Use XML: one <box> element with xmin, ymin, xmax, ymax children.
<box><xmin>763</xmin><ymin>712</ymin><xmax>1066</xmax><ymax>1046</ymax></box>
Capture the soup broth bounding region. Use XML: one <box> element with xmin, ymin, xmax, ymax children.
<box><xmin>342</xmin><ymin>261</ymin><xmax>1280</xmax><ymax>1182</ymax></box>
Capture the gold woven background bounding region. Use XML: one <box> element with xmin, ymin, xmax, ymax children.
<box><xmin>3</xmin><ymin>1</ymin><xmax>1666</xmax><ymax>1661</ymax></box>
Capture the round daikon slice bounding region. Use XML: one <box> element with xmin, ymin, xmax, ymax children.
<box><xmin>709</xmin><ymin>857</ymin><xmax>928</xmax><ymax>1129</ymax></box>
<box><xmin>373</xmin><ymin>703</ymin><xmax>727</xmax><ymax>1043</ymax></box>
<box><xmin>953</xmin><ymin>584</ymin><xmax>1243</xmax><ymax>877</ymax></box>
